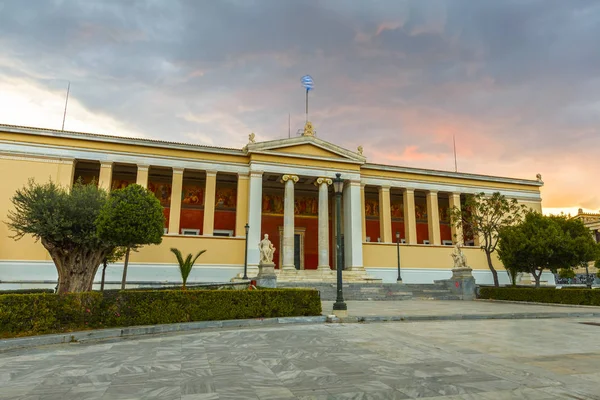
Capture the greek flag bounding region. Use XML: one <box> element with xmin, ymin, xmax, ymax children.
<box><xmin>301</xmin><ymin>75</ymin><xmax>314</xmax><ymax>91</ymax></box>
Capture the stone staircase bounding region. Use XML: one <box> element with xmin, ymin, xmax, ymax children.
<box><xmin>278</xmin><ymin>282</ymin><xmax>461</xmax><ymax>301</ymax></box>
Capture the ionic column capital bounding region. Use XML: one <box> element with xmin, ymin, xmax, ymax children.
<box><xmin>281</xmin><ymin>174</ymin><xmax>299</xmax><ymax>184</ymax></box>
<box><xmin>315</xmin><ymin>177</ymin><xmax>332</xmax><ymax>186</ymax></box>
<box><xmin>249</xmin><ymin>170</ymin><xmax>263</xmax><ymax>178</ymax></box>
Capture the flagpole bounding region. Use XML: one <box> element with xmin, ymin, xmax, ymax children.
<box><xmin>453</xmin><ymin>134</ymin><xmax>458</xmax><ymax>172</ymax></box>
<box><xmin>61</xmin><ymin>81</ymin><xmax>70</xmax><ymax>131</ymax></box>
<box><xmin>305</xmin><ymin>88</ymin><xmax>309</xmax><ymax>122</ymax></box>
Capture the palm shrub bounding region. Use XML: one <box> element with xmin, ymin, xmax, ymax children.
<box><xmin>170</xmin><ymin>248</ymin><xmax>206</xmax><ymax>290</ymax></box>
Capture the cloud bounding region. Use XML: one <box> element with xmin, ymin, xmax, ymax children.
<box><xmin>0</xmin><ymin>0</ymin><xmax>599</xmax><ymax>212</ymax></box>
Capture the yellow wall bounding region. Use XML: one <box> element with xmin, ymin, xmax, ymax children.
<box><xmin>0</xmin><ymin>157</ymin><xmax>70</xmax><ymax>261</ymax></box>
<box><xmin>362</xmin><ymin>243</ymin><xmax>504</xmax><ymax>271</ymax></box>
<box><xmin>130</xmin><ymin>236</ymin><xmax>245</xmax><ymax>265</ymax></box>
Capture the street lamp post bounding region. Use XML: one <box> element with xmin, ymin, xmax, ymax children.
<box><xmin>332</xmin><ymin>173</ymin><xmax>347</xmax><ymax>315</ymax></box>
<box><xmin>243</xmin><ymin>223</ymin><xmax>250</xmax><ymax>280</ymax></box>
<box><xmin>396</xmin><ymin>231</ymin><xmax>402</xmax><ymax>283</ymax></box>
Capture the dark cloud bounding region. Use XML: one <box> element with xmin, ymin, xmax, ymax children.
<box><xmin>0</xmin><ymin>0</ymin><xmax>599</xmax><ymax>209</ymax></box>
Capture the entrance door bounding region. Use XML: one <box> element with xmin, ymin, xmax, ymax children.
<box><xmin>294</xmin><ymin>234</ymin><xmax>301</xmax><ymax>270</ymax></box>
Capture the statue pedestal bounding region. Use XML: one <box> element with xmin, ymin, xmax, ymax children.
<box><xmin>434</xmin><ymin>267</ymin><xmax>476</xmax><ymax>301</ymax></box>
<box><xmin>256</xmin><ymin>262</ymin><xmax>277</xmax><ymax>288</ymax></box>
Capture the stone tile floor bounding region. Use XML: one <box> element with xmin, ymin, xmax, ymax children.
<box><xmin>2</xmin><ymin>317</ymin><xmax>600</xmax><ymax>399</ymax></box>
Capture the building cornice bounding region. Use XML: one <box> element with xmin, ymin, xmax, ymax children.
<box><xmin>362</xmin><ymin>163</ymin><xmax>543</xmax><ymax>187</ymax></box>
<box><xmin>0</xmin><ymin>124</ymin><xmax>245</xmax><ymax>157</ymax></box>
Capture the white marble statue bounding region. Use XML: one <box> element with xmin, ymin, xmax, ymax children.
<box><xmin>259</xmin><ymin>234</ymin><xmax>275</xmax><ymax>264</ymax></box>
<box><xmin>451</xmin><ymin>243</ymin><xmax>468</xmax><ymax>269</ymax></box>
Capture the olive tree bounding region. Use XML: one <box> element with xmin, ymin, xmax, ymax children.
<box><xmin>448</xmin><ymin>192</ymin><xmax>527</xmax><ymax>287</ymax></box>
<box><xmin>7</xmin><ymin>180</ymin><xmax>114</xmax><ymax>293</ymax></box>
<box><xmin>96</xmin><ymin>184</ymin><xmax>165</xmax><ymax>289</ymax></box>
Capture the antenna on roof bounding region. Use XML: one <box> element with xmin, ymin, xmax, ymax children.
<box><xmin>61</xmin><ymin>81</ymin><xmax>70</xmax><ymax>131</ymax></box>
<box><xmin>453</xmin><ymin>134</ymin><xmax>458</xmax><ymax>172</ymax></box>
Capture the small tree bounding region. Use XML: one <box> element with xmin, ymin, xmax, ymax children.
<box><xmin>448</xmin><ymin>192</ymin><xmax>527</xmax><ymax>287</ymax></box>
<box><xmin>6</xmin><ymin>180</ymin><xmax>114</xmax><ymax>293</ymax></box>
<box><xmin>96</xmin><ymin>184</ymin><xmax>165</xmax><ymax>290</ymax></box>
<box><xmin>100</xmin><ymin>247</ymin><xmax>127</xmax><ymax>291</ymax></box>
<box><xmin>170</xmin><ymin>248</ymin><xmax>206</xmax><ymax>290</ymax></box>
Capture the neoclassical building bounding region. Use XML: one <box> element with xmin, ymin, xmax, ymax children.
<box><xmin>0</xmin><ymin>122</ymin><xmax>552</xmax><ymax>289</ymax></box>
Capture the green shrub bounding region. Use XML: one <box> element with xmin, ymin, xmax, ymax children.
<box><xmin>0</xmin><ymin>289</ymin><xmax>322</xmax><ymax>338</ymax></box>
<box><xmin>0</xmin><ymin>289</ymin><xmax>55</xmax><ymax>294</ymax></box>
<box><xmin>479</xmin><ymin>287</ymin><xmax>600</xmax><ymax>306</ymax></box>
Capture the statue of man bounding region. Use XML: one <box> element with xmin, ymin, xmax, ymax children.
<box><xmin>451</xmin><ymin>243</ymin><xmax>468</xmax><ymax>269</ymax></box>
<box><xmin>259</xmin><ymin>234</ymin><xmax>275</xmax><ymax>264</ymax></box>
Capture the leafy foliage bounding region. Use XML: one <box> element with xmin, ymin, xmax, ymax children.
<box><xmin>448</xmin><ymin>192</ymin><xmax>527</xmax><ymax>286</ymax></box>
<box><xmin>6</xmin><ymin>180</ymin><xmax>114</xmax><ymax>293</ymax></box>
<box><xmin>497</xmin><ymin>212</ymin><xmax>600</xmax><ymax>287</ymax></box>
<box><xmin>479</xmin><ymin>287</ymin><xmax>600</xmax><ymax>306</ymax></box>
<box><xmin>558</xmin><ymin>268</ymin><xmax>576</xmax><ymax>280</ymax></box>
<box><xmin>170</xmin><ymin>248</ymin><xmax>207</xmax><ymax>290</ymax></box>
<box><xmin>96</xmin><ymin>184</ymin><xmax>165</xmax><ymax>289</ymax></box>
<box><xmin>0</xmin><ymin>289</ymin><xmax>322</xmax><ymax>338</ymax></box>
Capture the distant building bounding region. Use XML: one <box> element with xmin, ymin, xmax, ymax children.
<box><xmin>573</xmin><ymin>208</ymin><xmax>600</xmax><ymax>243</ymax></box>
<box><xmin>0</xmin><ymin>122</ymin><xmax>552</xmax><ymax>289</ymax></box>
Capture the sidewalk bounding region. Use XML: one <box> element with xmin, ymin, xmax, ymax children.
<box><xmin>321</xmin><ymin>299</ymin><xmax>600</xmax><ymax>322</ymax></box>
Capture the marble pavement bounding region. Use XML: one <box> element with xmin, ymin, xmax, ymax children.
<box><xmin>2</xmin><ymin>317</ymin><xmax>600</xmax><ymax>399</ymax></box>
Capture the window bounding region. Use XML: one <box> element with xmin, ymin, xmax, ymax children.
<box><xmin>213</xmin><ymin>229</ymin><xmax>234</xmax><ymax>237</ymax></box>
<box><xmin>181</xmin><ymin>228</ymin><xmax>200</xmax><ymax>236</ymax></box>
<box><xmin>423</xmin><ymin>240</ymin><xmax>430</xmax><ymax>245</ymax></box>
<box><xmin>442</xmin><ymin>240</ymin><xmax>453</xmax><ymax>246</ymax></box>
<box><xmin>400</xmin><ymin>239</ymin><xmax>406</xmax><ymax>244</ymax></box>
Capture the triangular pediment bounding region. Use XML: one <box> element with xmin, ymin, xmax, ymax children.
<box><xmin>245</xmin><ymin>135</ymin><xmax>366</xmax><ymax>164</ymax></box>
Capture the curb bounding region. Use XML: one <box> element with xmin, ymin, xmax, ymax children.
<box><xmin>475</xmin><ymin>299</ymin><xmax>600</xmax><ymax>308</ymax></box>
<box><xmin>327</xmin><ymin>311</ymin><xmax>600</xmax><ymax>323</ymax></box>
<box><xmin>0</xmin><ymin>316</ymin><xmax>327</xmax><ymax>352</ymax></box>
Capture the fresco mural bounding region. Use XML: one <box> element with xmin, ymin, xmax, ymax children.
<box><xmin>215</xmin><ymin>187</ymin><xmax>236</xmax><ymax>210</ymax></box>
<box><xmin>111</xmin><ymin>178</ymin><xmax>133</xmax><ymax>191</ymax></box>
<box><xmin>182</xmin><ymin>184</ymin><xmax>204</xmax><ymax>208</ymax></box>
<box><xmin>439</xmin><ymin>206</ymin><xmax>450</xmax><ymax>223</ymax></box>
<box><xmin>262</xmin><ymin>192</ymin><xmax>318</xmax><ymax>216</ymax></box>
<box><xmin>365</xmin><ymin>196</ymin><xmax>379</xmax><ymax>218</ymax></box>
<box><xmin>391</xmin><ymin>199</ymin><xmax>404</xmax><ymax>220</ymax></box>
<box><xmin>415</xmin><ymin>197</ymin><xmax>428</xmax><ymax>222</ymax></box>
<box><xmin>148</xmin><ymin>181</ymin><xmax>172</xmax><ymax>207</ymax></box>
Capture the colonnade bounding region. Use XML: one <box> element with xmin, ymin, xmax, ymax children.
<box><xmin>94</xmin><ymin>162</ymin><xmax>249</xmax><ymax>237</ymax></box>
<box><xmin>361</xmin><ymin>185</ymin><xmax>464</xmax><ymax>245</ymax></box>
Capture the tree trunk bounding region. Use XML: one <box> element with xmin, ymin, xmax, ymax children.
<box><xmin>121</xmin><ymin>247</ymin><xmax>131</xmax><ymax>290</ymax></box>
<box><xmin>485</xmin><ymin>251</ymin><xmax>500</xmax><ymax>287</ymax></box>
<box><xmin>101</xmin><ymin>259</ymin><xmax>108</xmax><ymax>292</ymax></box>
<box><xmin>43</xmin><ymin>239</ymin><xmax>108</xmax><ymax>293</ymax></box>
<box><xmin>533</xmin><ymin>270</ymin><xmax>542</xmax><ymax>288</ymax></box>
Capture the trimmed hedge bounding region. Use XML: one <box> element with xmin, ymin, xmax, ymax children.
<box><xmin>0</xmin><ymin>289</ymin><xmax>322</xmax><ymax>338</ymax></box>
<box><xmin>0</xmin><ymin>289</ymin><xmax>55</xmax><ymax>295</ymax></box>
<box><xmin>479</xmin><ymin>287</ymin><xmax>600</xmax><ymax>306</ymax></box>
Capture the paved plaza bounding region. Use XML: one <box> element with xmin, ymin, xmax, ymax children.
<box><xmin>2</xmin><ymin>316</ymin><xmax>600</xmax><ymax>399</ymax></box>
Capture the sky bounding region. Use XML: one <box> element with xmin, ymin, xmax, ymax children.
<box><xmin>0</xmin><ymin>0</ymin><xmax>599</xmax><ymax>216</ymax></box>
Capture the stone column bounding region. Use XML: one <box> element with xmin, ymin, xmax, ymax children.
<box><xmin>136</xmin><ymin>165</ymin><xmax>149</xmax><ymax>188</ymax></box>
<box><xmin>203</xmin><ymin>170</ymin><xmax>217</xmax><ymax>236</ymax></box>
<box><xmin>343</xmin><ymin>179</ymin><xmax>364</xmax><ymax>270</ymax></box>
<box><xmin>57</xmin><ymin>158</ymin><xmax>75</xmax><ymax>191</ymax></box>
<box><xmin>360</xmin><ymin>183</ymin><xmax>367</xmax><ymax>242</ymax></box>
<box><xmin>246</xmin><ymin>171</ymin><xmax>263</xmax><ymax>274</ymax></box>
<box><xmin>449</xmin><ymin>192</ymin><xmax>463</xmax><ymax>244</ymax></box>
<box><xmin>426</xmin><ymin>191</ymin><xmax>441</xmax><ymax>245</ymax></box>
<box><xmin>281</xmin><ymin>174</ymin><xmax>299</xmax><ymax>271</ymax></box>
<box><xmin>316</xmin><ymin>177</ymin><xmax>332</xmax><ymax>270</ymax></box>
<box><xmin>168</xmin><ymin>168</ymin><xmax>184</xmax><ymax>235</ymax></box>
<box><xmin>98</xmin><ymin>161</ymin><xmax>113</xmax><ymax>191</ymax></box>
<box><xmin>403</xmin><ymin>188</ymin><xmax>417</xmax><ymax>244</ymax></box>
<box><xmin>379</xmin><ymin>186</ymin><xmax>392</xmax><ymax>243</ymax></box>
<box><xmin>235</xmin><ymin>173</ymin><xmax>250</xmax><ymax>237</ymax></box>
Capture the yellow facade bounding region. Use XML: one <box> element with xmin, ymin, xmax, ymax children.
<box><xmin>0</xmin><ymin>123</ymin><xmax>545</xmax><ymax>286</ymax></box>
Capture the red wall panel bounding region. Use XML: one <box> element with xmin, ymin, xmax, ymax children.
<box><xmin>163</xmin><ymin>208</ymin><xmax>170</xmax><ymax>228</ymax></box>
<box><xmin>180</xmin><ymin>209</ymin><xmax>204</xmax><ymax>232</ymax></box>
<box><xmin>440</xmin><ymin>224</ymin><xmax>452</xmax><ymax>242</ymax></box>
<box><xmin>391</xmin><ymin>221</ymin><xmax>405</xmax><ymax>240</ymax></box>
<box><xmin>215</xmin><ymin>210</ymin><xmax>236</xmax><ymax>232</ymax></box>
<box><xmin>416</xmin><ymin>222</ymin><xmax>429</xmax><ymax>244</ymax></box>
<box><xmin>365</xmin><ymin>220</ymin><xmax>380</xmax><ymax>242</ymax></box>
